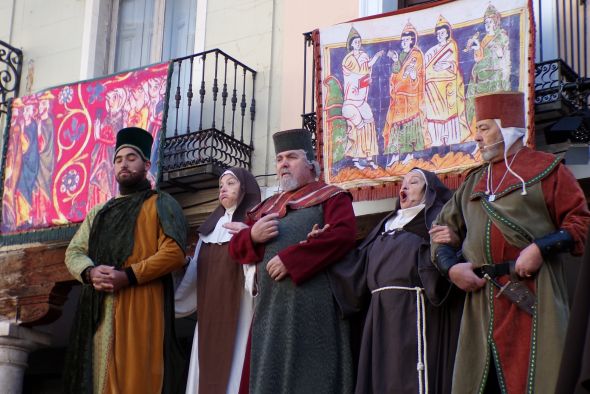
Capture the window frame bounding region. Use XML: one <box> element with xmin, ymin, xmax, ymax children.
<box><xmin>80</xmin><ymin>0</ymin><xmax>207</xmax><ymax>79</ymax></box>
<box><xmin>107</xmin><ymin>0</ymin><xmax>166</xmax><ymax>74</ymax></box>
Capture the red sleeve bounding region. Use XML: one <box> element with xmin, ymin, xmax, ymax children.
<box><xmin>279</xmin><ymin>193</ymin><xmax>356</xmax><ymax>285</ymax></box>
<box><xmin>542</xmin><ymin>164</ymin><xmax>590</xmax><ymax>255</ymax></box>
<box><xmin>228</xmin><ymin>217</ymin><xmax>266</xmax><ymax>264</ymax></box>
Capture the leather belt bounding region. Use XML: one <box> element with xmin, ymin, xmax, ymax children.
<box><xmin>474</xmin><ymin>261</ymin><xmax>515</xmax><ymax>279</ymax></box>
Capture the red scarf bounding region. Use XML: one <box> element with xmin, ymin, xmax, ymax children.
<box><xmin>248</xmin><ymin>181</ymin><xmax>349</xmax><ymax>221</ymax></box>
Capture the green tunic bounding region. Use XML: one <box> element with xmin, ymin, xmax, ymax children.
<box><xmin>250</xmin><ymin>206</ymin><xmax>353</xmax><ymax>394</ymax></box>
<box><xmin>432</xmin><ymin>152</ymin><xmax>587</xmax><ymax>394</ymax></box>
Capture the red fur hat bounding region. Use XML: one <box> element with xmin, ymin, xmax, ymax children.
<box><xmin>474</xmin><ymin>91</ymin><xmax>525</xmax><ymax>128</ymax></box>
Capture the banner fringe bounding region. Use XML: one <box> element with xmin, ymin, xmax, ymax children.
<box><xmin>348</xmin><ymin>172</ymin><xmax>468</xmax><ymax>201</ymax></box>
<box><xmin>0</xmin><ymin>224</ymin><xmax>80</xmax><ymax>247</ymax></box>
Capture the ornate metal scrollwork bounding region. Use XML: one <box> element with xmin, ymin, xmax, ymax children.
<box><xmin>534</xmin><ymin>59</ymin><xmax>588</xmax><ymax>109</ymax></box>
<box><xmin>161</xmin><ymin>128</ymin><xmax>252</xmax><ymax>173</ymax></box>
<box><xmin>302</xmin><ymin>112</ymin><xmax>317</xmax><ymax>149</ymax></box>
<box><xmin>0</xmin><ymin>40</ymin><xmax>23</xmax><ymax>116</ymax></box>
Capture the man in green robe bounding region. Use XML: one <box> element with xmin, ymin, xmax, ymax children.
<box><xmin>64</xmin><ymin>127</ymin><xmax>187</xmax><ymax>394</ymax></box>
<box><xmin>430</xmin><ymin>92</ymin><xmax>590</xmax><ymax>393</ymax></box>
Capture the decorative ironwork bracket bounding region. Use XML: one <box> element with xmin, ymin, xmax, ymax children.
<box><xmin>0</xmin><ymin>40</ymin><xmax>23</xmax><ymax>117</ymax></box>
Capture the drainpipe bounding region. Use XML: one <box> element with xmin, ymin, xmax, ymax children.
<box><xmin>8</xmin><ymin>0</ymin><xmax>16</xmax><ymax>43</ymax></box>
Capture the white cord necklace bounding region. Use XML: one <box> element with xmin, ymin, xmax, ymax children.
<box><xmin>485</xmin><ymin>148</ymin><xmax>522</xmax><ymax>202</ymax></box>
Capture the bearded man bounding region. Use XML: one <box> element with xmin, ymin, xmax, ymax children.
<box><xmin>64</xmin><ymin>127</ymin><xmax>187</xmax><ymax>394</ymax></box>
<box><xmin>228</xmin><ymin>128</ymin><xmax>356</xmax><ymax>394</ymax></box>
<box><xmin>430</xmin><ymin>92</ymin><xmax>590</xmax><ymax>393</ymax></box>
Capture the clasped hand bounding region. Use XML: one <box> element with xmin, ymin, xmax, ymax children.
<box><xmin>89</xmin><ymin>265</ymin><xmax>129</xmax><ymax>292</ymax></box>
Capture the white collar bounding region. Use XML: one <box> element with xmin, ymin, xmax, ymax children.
<box><xmin>384</xmin><ymin>203</ymin><xmax>425</xmax><ymax>232</ymax></box>
<box><xmin>200</xmin><ymin>207</ymin><xmax>236</xmax><ymax>244</ymax></box>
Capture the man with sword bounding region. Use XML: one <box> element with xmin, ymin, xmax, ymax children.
<box><xmin>429</xmin><ymin>91</ymin><xmax>590</xmax><ymax>394</ymax></box>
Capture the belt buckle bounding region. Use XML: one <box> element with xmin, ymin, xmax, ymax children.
<box><xmin>480</xmin><ymin>264</ymin><xmax>495</xmax><ymax>278</ymax></box>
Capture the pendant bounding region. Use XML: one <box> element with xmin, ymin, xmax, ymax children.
<box><xmin>488</xmin><ymin>194</ymin><xmax>496</xmax><ymax>202</ymax></box>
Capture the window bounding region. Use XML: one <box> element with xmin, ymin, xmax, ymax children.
<box><xmin>111</xmin><ymin>0</ymin><xmax>197</xmax><ymax>73</ymax></box>
<box><xmin>359</xmin><ymin>0</ymin><xmax>398</xmax><ymax>17</ymax></box>
<box><xmin>399</xmin><ymin>0</ymin><xmax>438</xmax><ymax>8</ymax></box>
<box><xmin>359</xmin><ymin>0</ymin><xmax>441</xmax><ymax>17</ymax></box>
<box><xmin>80</xmin><ymin>0</ymin><xmax>203</xmax><ymax>78</ymax></box>
<box><xmin>111</xmin><ymin>0</ymin><xmax>158</xmax><ymax>72</ymax></box>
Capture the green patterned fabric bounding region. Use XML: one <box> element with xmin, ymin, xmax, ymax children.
<box><xmin>384</xmin><ymin>115</ymin><xmax>425</xmax><ymax>155</ymax></box>
<box><xmin>250</xmin><ymin>206</ymin><xmax>353</xmax><ymax>394</ymax></box>
<box><xmin>465</xmin><ymin>29</ymin><xmax>511</xmax><ymax>124</ymax></box>
<box><xmin>324</xmin><ymin>77</ymin><xmax>347</xmax><ymax>164</ymax></box>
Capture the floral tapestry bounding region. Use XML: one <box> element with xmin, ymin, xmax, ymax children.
<box><xmin>315</xmin><ymin>0</ymin><xmax>534</xmax><ymax>200</ymax></box>
<box><xmin>1</xmin><ymin>62</ymin><xmax>169</xmax><ymax>237</ymax></box>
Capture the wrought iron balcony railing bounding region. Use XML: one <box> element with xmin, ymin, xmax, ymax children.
<box><xmin>534</xmin><ymin>59</ymin><xmax>584</xmax><ymax>116</ymax></box>
<box><xmin>0</xmin><ymin>40</ymin><xmax>23</xmax><ymax>118</ymax></box>
<box><xmin>302</xmin><ymin>32</ymin><xmax>317</xmax><ymax>149</ymax></box>
<box><xmin>160</xmin><ymin>49</ymin><xmax>256</xmax><ymax>192</ymax></box>
<box><xmin>533</xmin><ymin>0</ymin><xmax>589</xmax><ymax>119</ymax></box>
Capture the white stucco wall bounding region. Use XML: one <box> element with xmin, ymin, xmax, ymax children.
<box><xmin>201</xmin><ymin>0</ymin><xmax>275</xmax><ymax>181</ymax></box>
<box><xmin>4</xmin><ymin>0</ymin><xmax>85</xmax><ymax>95</ymax></box>
<box><xmin>0</xmin><ymin>0</ymin><xmax>14</xmax><ymax>42</ymax></box>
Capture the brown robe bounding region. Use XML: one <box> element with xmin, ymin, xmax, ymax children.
<box><xmin>353</xmin><ymin>169</ymin><xmax>462</xmax><ymax>394</ymax></box>
<box><xmin>189</xmin><ymin>166</ymin><xmax>261</xmax><ymax>393</ymax></box>
<box><xmin>196</xmin><ymin>242</ymin><xmax>244</xmax><ymax>393</ymax></box>
<box><xmin>355</xmin><ymin>212</ymin><xmax>463</xmax><ymax>394</ymax></box>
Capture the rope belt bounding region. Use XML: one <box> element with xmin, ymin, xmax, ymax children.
<box><xmin>371</xmin><ymin>286</ymin><xmax>429</xmax><ymax>394</ymax></box>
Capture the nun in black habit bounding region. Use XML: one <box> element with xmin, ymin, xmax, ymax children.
<box><xmin>352</xmin><ymin>168</ymin><xmax>463</xmax><ymax>394</ymax></box>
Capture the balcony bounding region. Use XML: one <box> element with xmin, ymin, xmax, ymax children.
<box><xmin>533</xmin><ymin>0</ymin><xmax>589</xmax><ymax>122</ymax></box>
<box><xmin>160</xmin><ymin>49</ymin><xmax>256</xmax><ymax>194</ymax></box>
<box><xmin>534</xmin><ymin>59</ymin><xmax>584</xmax><ymax>122</ymax></box>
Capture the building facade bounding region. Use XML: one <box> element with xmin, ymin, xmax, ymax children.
<box><xmin>0</xmin><ymin>0</ymin><xmax>588</xmax><ymax>392</ymax></box>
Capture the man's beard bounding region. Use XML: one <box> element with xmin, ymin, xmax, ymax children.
<box><xmin>116</xmin><ymin>168</ymin><xmax>147</xmax><ymax>188</ymax></box>
<box><xmin>280</xmin><ymin>176</ymin><xmax>300</xmax><ymax>192</ymax></box>
<box><xmin>481</xmin><ymin>146</ymin><xmax>502</xmax><ymax>162</ymax></box>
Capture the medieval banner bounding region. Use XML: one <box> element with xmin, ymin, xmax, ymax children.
<box><xmin>1</xmin><ymin>62</ymin><xmax>169</xmax><ymax>237</ymax></box>
<box><xmin>315</xmin><ymin>0</ymin><xmax>534</xmax><ymax>199</ymax></box>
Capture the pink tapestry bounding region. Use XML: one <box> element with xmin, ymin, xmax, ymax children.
<box><xmin>1</xmin><ymin>62</ymin><xmax>169</xmax><ymax>235</ymax></box>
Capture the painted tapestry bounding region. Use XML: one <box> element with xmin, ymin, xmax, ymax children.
<box><xmin>1</xmin><ymin>63</ymin><xmax>169</xmax><ymax>234</ymax></box>
<box><xmin>317</xmin><ymin>0</ymin><xmax>533</xmax><ymax>193</ymax></box>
